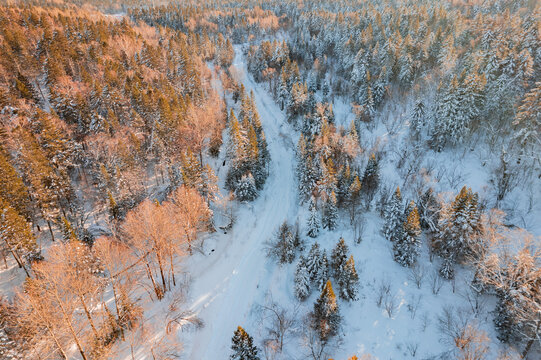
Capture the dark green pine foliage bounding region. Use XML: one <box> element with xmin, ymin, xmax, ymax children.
<box><xmin>383</xmin><ymin>187</ymin><xmax>404</xmax><ymax>243</ymax></box>
<box><xmin>322</xmin><ymin>191</ymin><xmax>338</xmax><ymax>230</ymax></box>
<box><xmin>393</xmin><ymin>204</ymin><xmax>421</xmax><ymax>267</ymax></box>
<box><xmin>313</xmin><ymin>280</ymin><xmax>341</xmax><ymax>341</ymax></box>
<box><xmin>306</xmin><ymin>196</ymin><xmax>320</xmax><ymax>238</ymax></box>
<box><xmin>330</xmin><ymin>238</ymin><xmax>349</xmax><ymax>278</ymax></box>
<box><xmin>305</xmin><ymin>242</ymin><xmax>322</xmax><ymax>282</ymax></box>
<box><xmin>361</xmin><ymin>153</ymin><xmax>379</xmax><ymax>202</ymax></box>
<box><xmin>436</xmin><ymin>186</ymin><xmax>483</xmax><ymax>273</ymax></box>
<box><xmin>294</xmin><ymin>255</ymin><xmax>311</xmax><ymax>301</ymax></box>
<box><xmin>338</xmin><ymin>255</ymin><xmax>359</xmax><ymax>301</ymax></box>
<box><xmin>231</xmin><ymin>326</ymin><xmax>259</xmax><ymax>360</ymax></box>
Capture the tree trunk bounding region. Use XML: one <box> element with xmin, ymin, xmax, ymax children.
<box><xmin>521</xmin><ymin>318</ymin><xmax>540</xmax><ymax>358</ymax></box>
<box><xmin>53</xmin><ymin>290</ymin><xmax>88</xmax><ymax>360</ymax></box>
<box><xmin>47</xmin><ymin>220</ymin><xmax>55</xmax><ymax>242</ymax></box>
<box><xmin>2</xmin><ymin>237</ymin><xmax>30</xmax><ymax>277</ymax></box>
<box><xmin>78</xmin><ymin>294</ymin><xmax>99</xmax><ymax>339</ymax></box>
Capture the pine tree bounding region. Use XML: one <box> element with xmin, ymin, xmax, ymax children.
<box><xmin>436</xmin><ymin>186</ymin><xmax>483</xmax><ymax>264</ymax></box>
<box><xmin>393</xmin><ymin>204</ymin><xmax>421</xmax><ymax>267</ymax></box>
<box><xmin>338</xmin><ymin>255</ymin><xmax>359</xmax><ymax>301</ymax></box>
<box><xmin>361</xmin><ymin>154</ymin><xmax>379</xmax><ymax>202</ymax></box>
<box><xmin>235</xmin><ymin>173</ymin><xmax>258</xmax><ymax>202</ymax></box>
<box><xmin>316</xmin><ymin>250</ymin><xmax>330</xmax><ymax>291</ymax></box>
<box><xmin>322</xmin><ymin>191</ymin><xmax>338</xmax><ymax>230</ymax></box>
<box><xmin>294</xmin><ymin>256</ymin><xmax>311</xmax><ymax>301</ymax></box>
<box><xmin>410</xmin><ymin>100</ymin><xmax>425</xmax><ymax>138</ymax></box>
<box><xmin>108</xmin><ymin>191</ymin><xmax>119</xmax><ymax>220</ymax></box>
<box><xmin>312</xmin><ymin>280</ymin><xmax>341</xmax><ymax>341</ymax></box>
<box><xmin>383</xmin><ymin>187</ymin><xmax>404</xmax><ymax>243</ymax></box>
<box><xmin>513</xmin><ymin>82</ymin><xmax>541</xmax><ymax>161</ymax></box>
<box><xmin>330</xmin><ymin>238</ymin><xmax>349</xmax><ymax>278</ymax></box>
<box><xmin>306</xmin><ymin>196</ymin><xmax>321</xmax><ymax>238</ymax></box>
<box><xmin>231</xmin><ymin>326</ymin><xmax>259</xmax><ymax>360</ymax></box>
<box><xmin>306</xmin><ymin>242</ymin><xmax>322</xmax><ymax>282</ymax></box>
<box><xmin>0</xmin><ymin>149</ymin><xmax>31</xmax><ymax>220</ymax></box>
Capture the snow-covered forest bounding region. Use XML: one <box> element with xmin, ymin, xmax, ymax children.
<box><xmin>0</xmin><ymin>0</ymin><xmax>540</xmax><ymax>359</ymax></box>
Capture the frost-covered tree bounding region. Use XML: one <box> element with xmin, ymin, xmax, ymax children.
<box><xmin>393</xmin><ymin>204</ymin><xmax>421</xmax><ymax>267</ymax></box>
<box><xmin>294</xmin><ymin>255</ymin><xmax>311</xmax><ymax>301</ymax></box>
<box><xmin>330</xmin><ymin>238</ymin><xmax>349</xmax><ymax>278</ymax></box>
<box><xmin>410</xmin><ymin>100</ymin><xmax>426</xmax><ymax>138</ymax></box>
<box><xmin>338</xmin><ymin>255</ymin><xmax>359</xmax><ymax>301</ymax></box>
<box><xmin>316</xmin><ymin>250</ymin><xmax>330</xmax><ymax>291</ymax></box>
<box><xmin>231</xmin><ymin>326</ymin><xmax>260</xmax><ymax>360</ymax></box>
<box><xmin>361</xmin><ymin>153</ymin><xmax>379</xmax><ymax>203</ymax></box>
<box><xmin>306</xmin><ymin>242</ymin><xmax>322</xmax><ymax>282</ymax></box>
<box><xmin>235</xmin><ymin>173</ymin><xmax>258</xmax><ymax>202</ymax></box>
<box><xmin>306</xmin><ymin>197</ymin><xmax>321</xmax><ymax>238</ymax></box>
<box><xmin>322</xmin><ymin>191</ymin><xmax>338</xmax><ymax>230</ymax></box>
<box><xmin>436</xmin><ymin>186</ymin><xmax>483</xmax><ymax>267</ymax></box>
<box><xmin>383</xmin><ymin>187</ymin><xmax>404</xmax><ymax>243</ymax></box>
<box><xmin>513</xmin><ymin>82</ymin><xmax>541</xmax><ymax>163</ymax></box>
<box><xmin>312</xmin><ymin>280</ymin><xmax>341</xmax><ymax>341</ymax></box>
<box><xmin>417</xmin><ymin>188</ymin><xmax>440</xmax><ymax>233</ymax></box>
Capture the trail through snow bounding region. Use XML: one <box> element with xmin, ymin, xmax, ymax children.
<box><xmin>185</xmin><ymin>47</ymin><xmax>298</xmax><ymax>359</ymax></box>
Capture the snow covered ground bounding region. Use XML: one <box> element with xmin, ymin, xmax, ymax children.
<box><xmin>182</xmin><ymin>46</ymin><xmax>300</xmax><ymax>359</ymax></box>
<box><xmin>110</xmin><ymin>46</ymin><xmax>541</xmax><ymax>360</ymax></box>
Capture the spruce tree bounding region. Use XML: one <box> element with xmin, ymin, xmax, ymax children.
<box><xmin>231</xmin><ymin>326</ymin><xmax>259</xmax><ymax>360</ymax></box>
<box><xmin>330</xmin><ymin>238</ymin><xmax>349</xmax><ymax>278</ymax></box>
<box><xmin>312</xmin><ymin>280</ymin><xmax>341</xmax><ymax>341</ymax></box>
<box><xmin>316</xmin><ymin>250</ymin><xmax>330</xmax><ymax>291</ymax></box>
<box><xmin>306</xmin><ymin>242</ymin><xmax>322</xmax><ymax>282</ymax></box>
<box><xmin>410</xmin><ymin>100</ymin><xmax>425</xmax><ymax>138</ymax></box>
<box><xmin>338</xmin><ymin>255</ymin><xmax>359</xmax><ymax>301</ymax></box>
<box><xmin>436</xmin><ymin>186</ymin><xmax>482</xmax><ymax>264</ymax></box>
<box><xmin>306</xmin><ymin>196</ymin><xmax>321</xmax><ymax>238</ymax></box>
<box><xmin>361</xmin><ymin>153</ymin><xmax>379</xmax><ymax>202</ymax></box>
<box><xmin>294</xmin><ymin>256</ymin><xmax>311</xmax><ymax>301</ymax></box>
<box><xmin>322</xmin><ymin>191</ymin><xmax>338</xmax><ymax>230</ymax></box>
<box><xmin>0</xmin><ymin>149</ymin><xmax>31</xmax><ymax>220</ymax></box>
<box><xmin>393</xmin><ymin>204</ymin><xmax>421</xmax><ymax>267</ymax></box>
<box><xmin>383</xmin><ymin>187</ymin><xmax>404</xmax><ymax>243</ymax></box>
<box><xmin>235</xmin><ymin>173</ymin><xmax>258</xmax><ymax>202</ymax></box>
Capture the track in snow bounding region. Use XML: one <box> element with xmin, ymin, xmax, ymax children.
<box><xmin>184</xmin><ymin>47</ymin><xmax>298</xmax><ymax>359</ymax></box>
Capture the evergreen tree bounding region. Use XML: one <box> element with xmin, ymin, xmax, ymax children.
<box><xmin>312</xmin><ymin>280</ymin><xmax>341</xmax><ymax>341</ymax></box>
<box><xmin>306</xmin><ymin>196</ymin><xmax>321</xmax><ymax>238</ymax></box>
<box><xmin>235</xmin><ymin>173</ymin><xmax>258</xmax><ymax>202</ymax></box>
<box><xmin>436</xmin><ymin>186</ymin><xmax>483</xmax><ymax>264</ymax></box>
<box><xmin>338</xmin><ymin>255</ymin><xmax>359</xmax><ymax>301</ymax></box>
<box><xmin>0</xmin><ymin>149</ymin><xmax>31</xmax><ymax>220</ymax></box>
<box><xmin>348</xmin><ymin>174</ymin><xmax>362</xmax><ymax>223</ymax></box>
<box><xmin>410</xmin><ymin>100</ymin><xmax>425</xmax><ymax>138</ymax></box>
<box><xmin>294</xmin><ymin>255</ymin><xmax>311</xmax><ymax>301</ymax></box>
<box><xmin>513</xmin><ymin>82</ymin><xmax>541</xmax><ymax>161</ymax></box>
<box><xmin>383</xmin><ymin>187</ymin><xmax>404</xmax><ymax>243</ymax></box>
<box><xmin>316</xmin><ymin>250</ymin><xmax>330</xmax><ymax>291</ymax></box>
<box><xmin>393</xmin><ymin>204</ymin><xmax>421</xmax><ymax>267</ymax></box>
<box><xmin>231</xmin><ymin>326</ymin><xmax>259</xmax><ymax>360</ymax></box>
<box><xmin>306</xmin><ymin>242</ymin><xmax>322</xmax><ymax>282</ymax></box>
<box><xmin>361</xmin><ymin>154</ymin><xmax>379</xmax><ymax>202</ymax></box>
<box><xmin>322</xmin><ymin>191</ymin><xmax>338</xmax><ymax>230</ymax></box>
<box><xmin>330</xmin><ymin>238</ymin><xmax>349</xmax><ymax>278</ymax></box>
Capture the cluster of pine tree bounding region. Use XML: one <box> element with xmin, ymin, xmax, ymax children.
<box><xmin>225</xmin><ymin>89</ymin><xmax>270</xmax><ymax>201</ymax></box>
<box><xmin>294</xmin><ymin>238</ymin><xmax>359</xmax><ymax>302</ymax></box>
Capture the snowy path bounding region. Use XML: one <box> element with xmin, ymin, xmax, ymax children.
<box><xmin>184</xmin><ymin>48</ymin><xmax>298</xmax><ymax>359</ymax></box>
